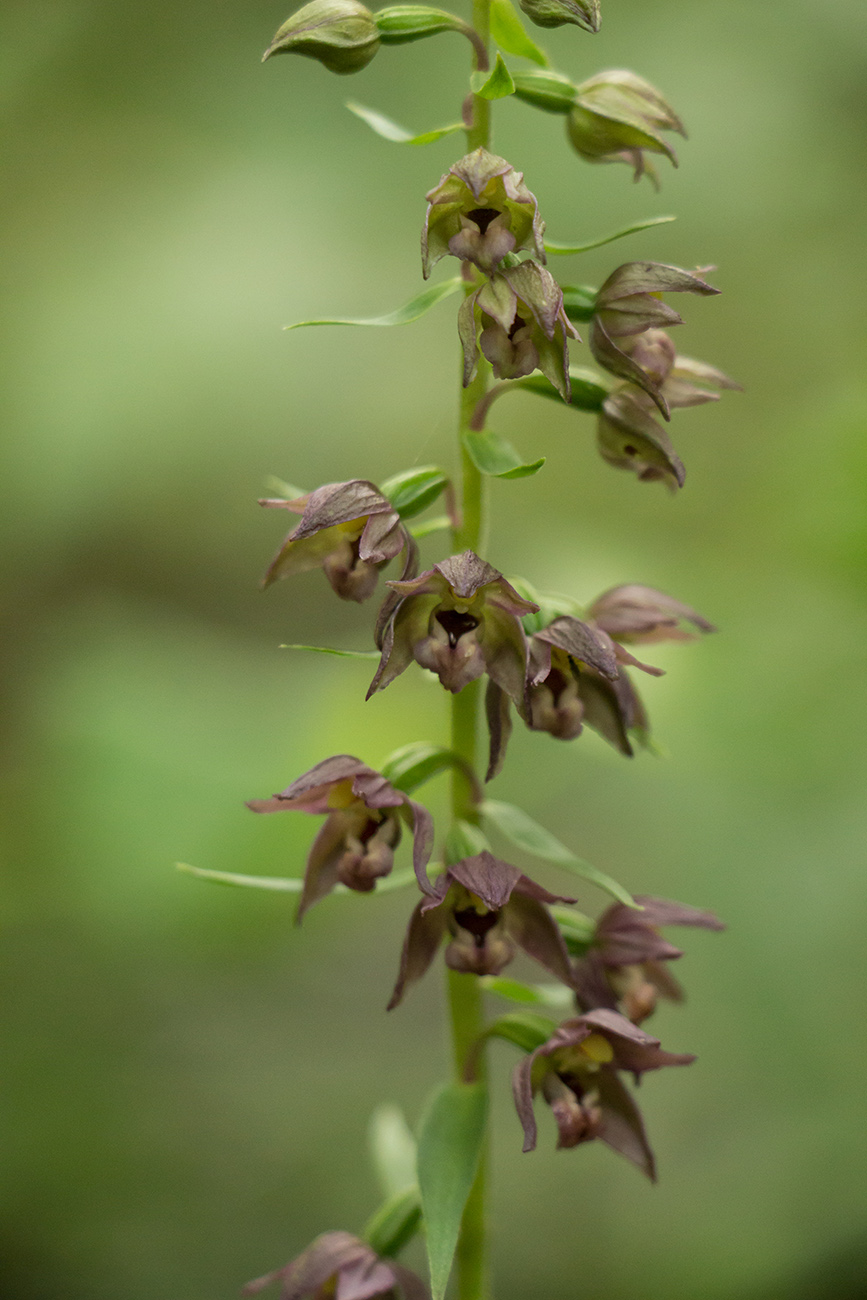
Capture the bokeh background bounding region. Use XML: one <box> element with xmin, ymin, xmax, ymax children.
<box><xmin>3</xmin><ymin>1</ymin><xmax>867</xmax><ymax>1296</ymax></box>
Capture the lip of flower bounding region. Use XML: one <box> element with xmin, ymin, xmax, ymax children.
<box><xmin>243</xmin><ymin>1230</ymin><xmax>429</xmax><ymax>1300</ymax></box>
<box><xmin>367</xmin><ymin>551</ymin><xmax>538</xmax><ymax>702</ymax></box>
<box><xmin>247</xmin><ymin>755</ymin><xmax>435</xmax><ymax>916</ymax></box>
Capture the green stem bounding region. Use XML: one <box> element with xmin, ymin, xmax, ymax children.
<box><xmin>445</xmin><ymin>7</ymin><xmax>492</xmax><ymax>1297</ymax></box>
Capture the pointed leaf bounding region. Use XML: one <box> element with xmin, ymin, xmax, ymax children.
<box><xmin>285</xmin><ymin>277</ymin><xmax>463</xmax><ymax>330</ymax></box>
<box><xmin>417</xmin><ymin>1082</ymin><xmax>488</xmax><ymax>1300</ymax></box>
<box><xmin>176</xmin><ymin>863</ymin><xmax>304</xmax><ymax>892</ymax></box>
<box><xmin>482</xmin><ymin>1011</ymin><xmax>557</xmax><ymax>1054</ymax></box>
<box><xmin>545</xmin><ymin>215</ymin><xmax>676</xmax><ymax>256</ymax></box>
<box><xmin>363</xmin><ymin>1186</ymin><xmax>422</xmax><ymax>1259</ymax></box>
<box><xmin>480</xmin><ymin>799</ymin><xmax>638</xmax><ymax>906</ymax></box>
<box><xmin>480</xmin><ymin>975</ymin><xmax>574</xmax><ymax>1008</ymax></box>
<box><xmin>444</xmin><ymin>819</ymin><xmax>491</xmax><ymax>865</ymax></box>
<box><xmin>410</xmin><ymin>514</ymin><xmax>451</xmax><ymax>540</ymax></box>
<box><xmin>470</xmin><ymin>52</ymin><xmax>516</xmax><ymax>100</ymax></box>
<box><xmin>463</xmin><ymin>429</ymin><xmax>545</xmax><ymax>479</ymax></box>
<box><xmin>379</xmin><ymin>466</ymin><xmax>448</xmax><ymax>518</ymax></box>
<box><xmin>279</xmin><ymin>644</ymin><xmax>380</xmax><ymax>659</ymax></box>
<box><xmin>380</xmin><ymin>742</ymin><xmax>470</xmax><ymax>794</ymax></box>
<box><xmin>369</xmin><ymin>1104</ymin><xmax>418</xmax><ymax>1198</ymax></box>
<box><xmin>516</xmin><ymin>367</ymin><xmax>609</xmax><ymax>411</ymax></box>
<box><xmin>347</xmin><ymin>101</ymin><xmax>463</xmax><ymax>145</ymax></box>
<box><xmin>489</xmin><ymin>0</ymin><xmax>548</xmax><ymax>66</ymax></box>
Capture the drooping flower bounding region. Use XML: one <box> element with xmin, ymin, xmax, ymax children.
<box><xmin>388</xmin><ymin>852</ymin><xmax>577</xmax><ymax>1009</ymax></box>
<box><xmin>519</xmin><ymin>0</ymin><xmax>600</xmax><ymax>33</ymax></box>
<box><xmin>259</xmin><ymin>480</ymin><xmax>413</xmax><ymax>602</ymax></box>
<box><xmin>512</xmin><ymin>1007</ymin><xmax>695</xmax><ymax>1179</ymax></box>
<box><xmin>422</xmin><ymin>148</ymin><xmax>545</xmax><ymax>278</ymax></box>
<box><xmin>566</xmin><ymin>70</ymin><xmax>685</xmax><ymax>186</ymax></box>
<box><xmin>596</xmin><ymin>388</ymin><xmax>685</xmax><ymax>489</ymax></box>
<box><xmin>572</xmin><ymin>895</ymin><xmax>726</xmax><ymax>1023</ymax></box>
<box><xmin>243</xmin><ymin>1231</ymin><xmax>428</xmax><ymax>1300</ymax></box>
<box><xmin>368</xmin><ymin>551</ymin><xmax>538</xmax><ymax>703</ymax></box>
<box><xmin>262</xmin><ymin>1</ymin><xmax>381</xmax><ymax>75</ymax></box>
<box><xmin>247</xmin><ymin>755</ymin><xmax>434</xmax><ymax>918</ymax></box>
<box><xmin>459</xmin><ymin>262</ymin><xmax>579</xmax><ymax>400</ymax></box>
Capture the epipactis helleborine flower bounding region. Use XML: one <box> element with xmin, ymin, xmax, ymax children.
<box><xmin>512</xmin><ymin>1007</ymin><xmax>695</xmax><ymax>1179</ymax></box>
<box><xmin>591</xmin><ymin>261</ymin><xmax>722</xmax><ymax>417</ymax></box>
<box><xmin>260</xmin><ymin>480</ymin><xmax>409</xmax><ymax>602</ymax></box>
<box><xmin>368</xmin><ymin>550</ymin><xmax>538</xmax><ymax>703</ymax></box>
<box><xmin>388</xmin><ymin>851</ymin><xmax>577</xmax><ymax>1009</ymax></box>
<box><xmin>459</xmin><ymin>261</ymin><xmax>579</xmax><ymax>401</ymax></box>
<box><xmin>247</xmin><ymin>755</ymin><xmax>434</xmax><ymax>918</ymax></box>
<box><xmin>596</xmin><ymin>388</ymin><xmax>686</xmax><ymax>489</ymax></box>
<box><xmin>243</xmin><ymin>1231</ymin><xmax>428</xmax><ymax>1300</ymax></box>
<box><xmin>573</xmin><ymin>895</ymin><xmax>725</xmax><ymax>1023</ymax></box>
<box><xmin>567</xmin><ymin>70</ymin><xmax>685</xmax><ymax>186</ymax></box>
<box><xmin>422</xmin><ymin>148</ymin><xmax>545</xmax><ymax>278</ymax></box>
<box><xmin>262</xmin><ymin>1</ymin><xmax>381</xmax><ymax>75</ymax></box>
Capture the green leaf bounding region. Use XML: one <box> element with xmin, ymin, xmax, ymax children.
<box><xmin>346</xmin><ymin>101</ymin><xmax>463</xmax><ymax>145</ymax></box>
<box><xmin>285</xmin><ymin>277</ymin><xmax>463</xmax><ymax>330</ymax></box>
<box><xmin>409</xmin><ymin>513</ymin><xmax>451</xmax><ymax>540</ymax></box>
<box><xmin>444</xmin><ymin>819</ymin><xmax>491</xmax><ymax>865</ymax></box>
<box><xmin>560</xmin><ymin>284</ymin><xmax>598</xmax><ymax>322</ymax></box>
<box><xmin>379</xmin><ymin>466</ymin><xmax>448</xmax><ymax>518</ymax></box>
<box><xmin>363</xmin><ymin>1186</ymin><xmax>422</xmax><ymax>1259</ymax></box>
<box><xmin>479</xmin><ymin>800</ymin><xmax>638</xmax><ymax>907</ymax></box>
<box><xmin>482</xmin><ymin>1011</ymin><xmax>557</xmax><ymax>1054</ymax></box>
<box><xmin>516</xmin><ymin>367</ymin><xmax>609</xmax><ymax>412</ymax></box>
<box><xmin>380</xmin><ymin>742</ymin><xmax>467</xmax><ymax>794</ymax></box>
<box><xmin>489</xmin><ymin>0</ymin><xmax>548</xmax><ymax>66</ymax></box>
<box><xmin>545</xmin><ymin>214</ymin><xmax>676</xmax><ymax>256</ymax></box>
<box><xmin>264</xmin><ymin>475</ymin><xmax>306</xmax><ymax>499</ymax></box>
<box><xmin>369</xmin><ymin>1104</ymin><xmax>418</xmax><ymax>1198</ymax></box>
<box><xmin>176</xmin><ymin>863</ymin><xmax>303</xmax><ymax>892</ymax></box>
<box><xmin>417</xmin><ymin>1082</ymin><xmax>488</xmax><ymax>1300</ymax></box>
<box><xmin>470</xmin><ymin>52</ymin><xmax>516</xmax><ymax>100</ymax></box>
<box><xmin>463</xmin><ymin>428</ymin><xmax>545</xmax><ymax>479</ymax></box>
<box><xmin>479</xmin><ymin>975</ymin><xmax>574</xmax><ymax>1009</ymax></box>
<box><xmin>279</xmin><ymin>643</ymin><xmax>380</xmax><ymax>659</ymax></box>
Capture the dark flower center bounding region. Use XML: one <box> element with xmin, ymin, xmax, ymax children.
<box><xmin>508</xmin><ymin>314</ymin><xmax>529</xmax><ymax>342</ymax></box>
<box><xmin>436</xmin><ymin>609</ymin><xmax>480</xmax><ymax>648</ymax></box>
<box><xmin>466</xmin><ymin>207</ymin><xmax>501</xmax><ymax>234</ymax></box>
<box><xmin>453</xmin><ymin>906</ymin><xmax>500</xmax><ymax>949</ymax></box>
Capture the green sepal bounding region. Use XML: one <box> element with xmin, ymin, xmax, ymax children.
<box><xmin>512</xmin><ymin>69</ymin><xmax>575</xmax><ymax>113</ymax></box>
<box><xmin>489</xmin><ymin>0</ymin><xmax>548</xmax><ymax>66</ymax></box>
<box><xmin>374</xmin><ymin>5</ymin><xmax>466</xmax><ymax>41</ymax></box>
<box><xmin>380</xmin><ymin>741</ymin><xmax>470</xmax><ymax>794</ymax></box>
<box><xmin>346</xmin><ymin>100</ymin><xmax>463</xmax><ymax>145</ymax></box>
<box><xmin>480</xmin><ymin>975</ymin><xmax>574</xmax><ymax>1009</ymax></box>
<box><xmin>285</xmin><ymin>276</ymin><xmax>463</xmax><ymax>329</ymax></box>
<box><xmin>470</xmin><ymin>52</ymin><xmax>516</xmax><ymax>100</ymax></box>
<box><xmin>369</xmin><ymin>1103</ymin><xmax>418</xmax><ymax>1198</ymax></box>
<box><xmin>379</xmin><ymin>466</ymin><xmax>448</xmax><ymax>518</ymax></box>
<box><xmin>444</xmin><ymin>819</ymin><xmax>491</xmax><ymax>865</ymax></box>
<box><xmin>280</xmin><ymin>643</ymin><xmax>381</xmax><ymax>658</ymax></box>
<box><xmin>479</xmin><ymin>799</ymin><xmax>638</xmax><ymax>907</ymax></box>
<box><xmin>463</xmin><ymin>428</ymin><xmax>545</xmax><ymax>479</ymax></box>
<box><xmin>417</xmin><ymin>1082</ymin><xmax>488</xmax><ymax>1300</ymax></box>
<box><xmin>516</xmin><ymin>367</ymin><xmax>609</xmax><ymax>411</ymax></box>
<box><xmin>545</xmin><ymin>214</ymin><xmax>676</xmax><ymax>256</ymax></box>
<box><xmin>362</xmin><ymin>1186</ymin><xmax>422</xmax><ymax>1258</ymax></box>
<box><xmin>410</xmin><ymin>514</ymin><xmax>451</xmax><ymax>539</ymax></box>
<box><xmin>482</xmin><ymin>1011</ymin><xmax>558</xmax><ymax>1054</ymax></box>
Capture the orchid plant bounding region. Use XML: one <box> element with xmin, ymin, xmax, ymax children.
<box><xmin>182</xmin><ymin>3</ymin><xmax>737</xmax><ymax>1296</ymax></box>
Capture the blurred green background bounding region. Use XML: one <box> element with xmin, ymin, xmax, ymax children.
<box><xmin>3</xmin><ymin>0</ymin><xmax>867</xmax><ymax>1296</ymax></box>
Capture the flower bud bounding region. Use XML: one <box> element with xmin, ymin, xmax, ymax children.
<box><xmin>512</xmin><ymin>70</ymin><xmax>577</xmax><ymax>114</ymax></box>
<box><xmin>567</xmin><ymin>70</ymin><xmax>685</xmax><ymax>184</ymax></box>
<box><xmin>374</xmin><ymin>5</ymin><xmax>468</xmax><ymax>41</ymax></box>
<box><xmin>597</xmin><ymin>390</ymin><xmax>685</xmax><ymax>490</ymax></box>
<box><xmin>520</xmin><ymin>0</ymin><xmax>600</xmax><ymax>33</ymax></box>
<box><xmin>262</xmin><ymin>0</ymin><xmax>380</xmax><ymax>75</ymax></box>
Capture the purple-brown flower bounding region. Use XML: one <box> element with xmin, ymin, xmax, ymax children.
<box><xmin>512</xmin><ymin>1008</ymin><xmax>695</xmax><ymax>1179</ymax></box>
<box><xmin>422</xmin><ymin>148</ymin><xmax>545</xmax><ymax>278</ymax></box>
<box><xmin>260</xmin><ymin>480</ymin><xmax>411</xmax><ymax>602</ymax></box>
<box><xmin>248</xmin><ymin>756</ymin><xmax>434</xmax><ymax>918</ymax></box>
<box><xmin>573</xmin><ymin>895</ymin><xmax>725</xmax><ymax>1023</ymax></box>
<box><xmin>566</xmin><ymin>71</ymin><xmax>685</xmax><ymax>186</ymax></box>
<box><xmin>368</xmin><ymin>551</ymin><xmax>538</xmax><ymax>702</ymax></box>
<box><xmin>388</xmin><ymin>852</ymin><xmax>577</xmax><ymax>1009</ymax></box>
<box><xmin>459</xmin><ymin>262</ymin><xmax>579</xmax><ymax>400</ymax></box>
<box><xmin>243</xmin><ymin>1231</ymin><xmax>428</xmax><ymax>1300</ymax></box>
